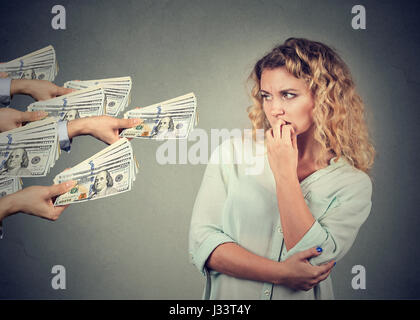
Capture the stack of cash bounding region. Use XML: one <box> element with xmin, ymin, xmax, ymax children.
<box><xmin>0</xmin><ymin>118</ymin><xmax>59</xmax><ymax>177</ymax></box>
<box><xmin>120</xmin><ymin>92</ymin><xmax>198</xmax><ymax>139</ymax></box>
<box><xmin>0</xmin><ymin>45</ymin><xmax>58</xmax><ymax>81</ymax></box>
<box><xmin>53</xmin><ymin>138</ymin><xmax>138</xmax><ymax>205</ymax></box>
<box><xmin>0</xmin><ymin>177</ymin><xmax>22</xmax><ymax>198</ymax></box>
<box><xmin>27</xmin><ymin>86</ymin><xmax>105</xmax><ymax>121</ymax></box>
<box><xmin>64</xmin><ymin>77</ymin><xmax>132</xmax><ymax>117</ymax></box>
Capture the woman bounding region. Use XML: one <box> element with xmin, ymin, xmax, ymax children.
<box><xmin>189</xmin><ymin>38</ymin><xmax>375</xmax><ymax>299</ymax></box>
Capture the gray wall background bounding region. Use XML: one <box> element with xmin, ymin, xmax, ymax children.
<box><xmin>0</xmin><ymin>0</ymin><xmax>419</xmax><ymax>299</ymax></box>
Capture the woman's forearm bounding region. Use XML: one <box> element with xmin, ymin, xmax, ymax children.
<box><xmin>275</xmin><ymin>176</ymin><xmax>315</xmax><ymax>251</ymax></box>
<box><xmin>206</xmin><ymin>242</ymin><xmax>286</xmax><ymax>285</ymax></box>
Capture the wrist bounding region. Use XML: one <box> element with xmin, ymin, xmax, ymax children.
<box><xmin>274</xmin><ymin>173</ymin><xmax>299</xmax><ymax>187</ymax></box>
<box><xmin>67</xmin><ymin>117</ymin><xmax>90</xmax><ymax>139</ymax></box>
<box><xmin>0</xmin><ymin>193</ymin><xmax>20</xmax><ymax>220</ymax></box>
<box><xmin>266</xmin><ymin>261</ymin><xmax>288</xmax><ymax>285</ymax></box>
<box><xmin>10</xmin><ymin>79</ymin><xmax>29</xmax><ymax>96</ymax></box>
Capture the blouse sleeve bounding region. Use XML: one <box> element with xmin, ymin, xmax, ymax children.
<box><xmin>283</xmin><ymin>171</ymin><xmax>373</xmax><ymax>266</ymax></box>
<box><xmin>0</xmin><ymin>78</ymin><xmax>11</xmax><ymax>107</ymax></box>
<box><xmin>188</xmin><ymin>140</ymin><xmax>237</xmax><ymax>276</ymax></box>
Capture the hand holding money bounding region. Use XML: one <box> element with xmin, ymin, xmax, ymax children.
<box><xmin>53</xmin><ymin>138</ymin><xmax>138</xmax><ymax>205</ymax></box>
<box><xmin>0</xmin><ymin>180</ymin><xmax>76</xmax><ymax>222</ymax></box>
<box><xmin>0</xmin><ymin>108</ymin><xmax>48</xmax><ymax>132</ymax></box>
<box><xmin>67</xmin><ymin>115</ymin><xmax>142</xmax><ymax>145</ymax></box>
<box><xmin>120</xmin><ymin>92</ymin><xmax>198</xmax><ymax>139</ymax></box>
<box><xmin>27</xmin><ymin>85</ymin><xmax>106</xmax><ymax>120</ymax></box>
<box><xmin>0</xmin><ymin>45</ymin><xmax>58</xmax><ymax>81</ymax></box>
<box><xmin>11</xmin><ymin>79</ymin><xmax>73</xmax><ymax>101</ymax></box>
<box><xmin>0</xmin><ymin>118</ymin><xmax>60</xmax><ymax>177</ymax></box>
<box><xmin>64</xmin><ymin>77</ymin><xmax>132</xmax><ymax>117</ymax></box>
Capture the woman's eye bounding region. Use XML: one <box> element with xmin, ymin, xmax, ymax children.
<box><xmin>260</xmin><ymin>93</ymin><xmax>272</xmax><ymax>101</ymax></box>
<box><xmin>282</xmin><ymin>92</ymin><xmax>296</xmax><ymax>99</ymax></box>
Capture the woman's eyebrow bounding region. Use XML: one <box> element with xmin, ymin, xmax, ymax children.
<box><xmin>260</xmin><ymin>88</ymin><xmax>299</xmax><ymax>94</ymax></box>
<box><xmin>279</xmin><ymin>88</ymin><xmax>299</xmax><ymax>92</ymax></box>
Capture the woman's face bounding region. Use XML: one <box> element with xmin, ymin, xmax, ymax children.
<box><xmin>260</xmin><ymin>67</ymin><xmax>315</xmax><ymax>136</ymax></box>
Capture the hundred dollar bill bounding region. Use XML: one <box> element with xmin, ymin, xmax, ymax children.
<box><xmin>120</xmin><ymin>92</ymin><xmax>198</xmax><ymax>139</ymax></box>
<box><xmin>27</xmin><ymin>86</ymin><xmax>106</xmax><ymax>121</ymax></box>
<box><xmin>53</xmin><ymin>138</ymin><xmax>138</xmax><ymax>205</ymax></box>
<box><xmin>0</xmin><ymin>118</ymin><xmax>59</xmax><ymax>177</ymax></box>
<box><xmin>0</xmin><ymin>176</ymin><xmax>22</xmax><ymax>198</ymax></box>
<box><xmin>64</xmin><ymin>77</ymin><xmax>132</xmax><ymax>117</ymax></box>
<box><xmin>0</xmin><ymin>45</ymin><xmax>58</xmax><ymax>81</ymax></box>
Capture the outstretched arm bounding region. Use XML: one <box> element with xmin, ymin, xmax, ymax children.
<box><xmin>0</xmin><ymin>180</ymin><xmax>76</xmax><ymax>223</ymax></box>
<box><xmin>67</xmin><ymin>115</ymin><xmax>141</xmax><ymax>145</ymax></box>
<box><xmin>0</xmin><ymin>107</ymin><xmax>48</xmax><ymax>132</ymax></box>
<box><xmin>10</xmin><ymin>79</ymin><xmax>73</xmax><ymax>101</ymax></box>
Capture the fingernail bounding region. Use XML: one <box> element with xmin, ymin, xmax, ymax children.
<box><xmin>333</xmin><ymin>262</ymin><xmax>336</xmax><ymax>266</ymax></box>
<box><xmin>316</xmin><ymin>247</ymin><xmax>323</xmax><ymax>253</ymax></box>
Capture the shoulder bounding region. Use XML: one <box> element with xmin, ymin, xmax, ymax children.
<box><xmin>332</xmin><ymin>158</ymin><xmax>372</xmax><ymax>200</ymax></box>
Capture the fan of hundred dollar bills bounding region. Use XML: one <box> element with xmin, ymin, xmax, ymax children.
<box><xmin>0</xmin><ymin>177</ymin><xmax>22</xmax><ymax>199</ymax></box>
<box><xmin>0</xmin><ymin>118</ymin><xmax>60</xmax><ymax>177</ymax></box>
<box><xmin>0</xmin><ymin>45</ymin><xmax>58</xmax><ymax>81</ymax></box>
<box><xmin>27</xmin><ymin>85</ymin><xmax>105</xmax><ymax>121</ymax></box>
<box><xmin>53</xmin><ymin>138</ymin><xmax>138</xmax><ymax>205</ymax></box>
<box><xmin>120</xmin><ymin>92</ymin><xmax>198</xmax><ymax>139</ymax></box>
<box><xmin>64</xmin><ymin>77</ymin><xmax>132</xmax><ymax>117</ymax></box>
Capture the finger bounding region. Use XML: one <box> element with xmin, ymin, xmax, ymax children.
<box><xmin>272</xmin><ymin>122</ymin><xmax>282</xmax><ymax>140</ymax></box>
<box><xmin>0</xmin><ymin>72</ymin><xmax>8</xmax><ymax>78</ymax></box>
<box><xmin>117</xmin><ymin>118</ymin><xmax>142</xmax><ymax>129</ymax></box>
<box><xmin>316</xmin><ymin>267</ymin><xmax>333</xmax><ymax>283</ymax></box>
<box><xmin>20</xmin><ymin>111</ymin><xmax>48</xmax><ymax>123</ymax></box>
<box><xmin>297</xmin><ymin>247</ymin><xmax>323</xmax><ymax>261</ymax></box>
<box><xmin>266</xmin><ymin>129</ymin><xmax>276</xmax><ymax>147</ymax></box>
<box><xmin>282</xmin><ymin>125</ymin><xmax>293</xmax><ymax>145</ymax></box>
<box><xmin>47</xmin><ymin>180</ymin><xmax>77</xmax><ymax>198</ymax></box>
<box><xmin>316</xmin><ymin>260</ymin><xmax>336</xmax><ymax>276</ymax></box>
<box><xmin>50</xmin><ymin>204</ymin><xmax>70</xmax><ymax>220</ymax></box>
<box><xmin>56</xmin><ymin>86</ymin><xmax>74</xmax><ymax>97</ymax></box>
<box><xmin>291</xmin><ymin>126</ymin><xmax>298</xmax><ymax>149</ymax></box>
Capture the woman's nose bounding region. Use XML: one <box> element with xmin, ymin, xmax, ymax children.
<box><xmin>271</xmin><ymin>98</ymin><xmax>285</xmax><ymax>115</ymax></box>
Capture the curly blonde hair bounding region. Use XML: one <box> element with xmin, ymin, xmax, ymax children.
<box><xmin>247</xmin><ymin>38</ymin><xmax>375</xmax><ymax>173</ymax></box>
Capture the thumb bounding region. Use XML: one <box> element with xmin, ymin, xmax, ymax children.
<box><xmin>118</xmin><ymin>118</ymin><xmax>142</xmax><ymax>129</ymax></box>
<box><xmin>20</xmin><ymin>111</ymin><xmax>48</xmax><ymax>122</ymax></box>
<box><xmin>47</xmin><ymin>180</ymin><xmax>77</xmax><ymax>198</ymax></box>
<box><xmin>297</xmin><ymin>247</ymin><xmax>323</xmax><ymax>261</ymax></box>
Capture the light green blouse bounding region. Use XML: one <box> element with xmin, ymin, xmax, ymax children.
<box><xmin>189</xmin><ymin>137</ymin><xmax>372</xmax><ymax>300</ymax></box>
